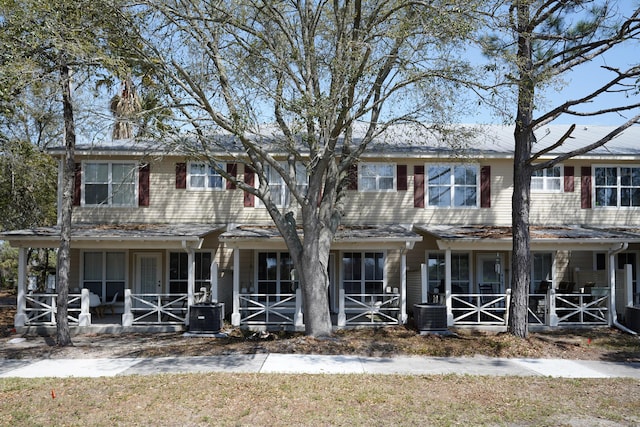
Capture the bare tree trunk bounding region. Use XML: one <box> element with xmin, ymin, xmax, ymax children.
<box><xmin>55</xmin><ymin>59</ymin><xmax>75</xmax><ymax>347</ymax></box>
<box><xmin>277</xmin><ymin>202</ymin><xmax>333</xmax><ymax>337</ymax></box>
<box><xmin>299</xmin><ymin>231</ymin><xmax>332</xmax><ymax>337</ymax></box>
<box><xmin>508</xmin><ymin>2</ymin><xmax>535</xmax><ymax>339</ymax></box>
<box><xmin>509</xmin><ymin>127</ymin><xmax>532</xmax><ymax>338</ymax></box>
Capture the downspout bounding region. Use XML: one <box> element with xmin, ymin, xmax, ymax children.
<box><xmin>608</xmin><ymin>242</ymin><xmax>637</xmax><ymax>335</ymax></box>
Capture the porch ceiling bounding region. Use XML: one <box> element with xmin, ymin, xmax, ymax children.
<box><xmin>415</xmin><ymin>224</ymin><xmax>640</xmax><ymax>251</ymax></box>
<box><xmin>0</xmin><ymin>223</ymin><xmax>225</xmax><ymax>249</ymax></box>
<box><xmin>220</xmin><ymin>224</ymin><xmax>422</xmax><ymax>249</ymax></box>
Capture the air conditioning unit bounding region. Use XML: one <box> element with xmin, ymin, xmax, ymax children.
<box><xmin>189</xmin><ymin>303</ymin><xmax>224</xmax><ymax>333</ymax></box>
<box><xmin>413</xmin><ymin>303</ymin><xmax>447</xmax><ymax>333</ymax></box>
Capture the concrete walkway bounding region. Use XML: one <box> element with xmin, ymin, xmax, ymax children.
<box><xmin>1</xmin><ymin>354</ymin><xmax>639</xmax><ymax>378</ymax></box>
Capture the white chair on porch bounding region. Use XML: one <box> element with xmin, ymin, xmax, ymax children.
<box><xmin>102</xmin><ymin>292</ymin><xmax>119</xmax><ymax>315</ymax></box>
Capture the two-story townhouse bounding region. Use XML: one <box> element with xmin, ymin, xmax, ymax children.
<box><xmin>4</xmin><ymin>124</ymin><xmax>640</xmax><ymax>333</ymax></box>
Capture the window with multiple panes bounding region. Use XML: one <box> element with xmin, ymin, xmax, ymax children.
<box><xmin>342</xmin><ymin>252</ymin><xmax>385</xmax><ymax>295</ymax></box>
<box><xmin>531</xmin><ymin>252</ymin><xmax>553</xmax><ymax>293</ymax></box>
<box><xmin>531</xmin><ymin>166</ymin><xmax>562</xmax><ymax>192</ymax></box>
<box><xmin>82</xmin><ymin>251</ymin><xmax>125</xmax><ymax>302</ymax></box>
<box><xmin>426</xmin><ymin>252</ymin><xmax>471</xmax><ymax>295</ymax></box>
<box><xmin>257</xmin><ymin>163</ymin><xmax>308</xmax><ymax>207</ymax></box>
<box><xmin>188</xmin><ymin>162</ymin><xmax>224</xmax><ymax>190</ymax></box>
<box><xmin>427</xmin><ymin>164</ymin><xmax>478</xmax><ymax>207</ymax></box>
<box><xmin>358</xmin><ymin>163</ymin><xmax>395</xmax><ymax>191</ymax></box>
<box><xmin>83</xmin><ymin>162</ymin><xmax>137</xmax><ymax>206</ymax></box>
<box><xmin>256</xmin><ymin>252</ymin><xmax>296</xmax><ymax>294</ymax></box>
<box><xmin>594</xmin><ymin>166</ymin><xmax>640</xmax><ymax>207</ymax></box>
<box><xmin>168</xmin><ymin>252</ymin><xmax>212</xmax><ymax>293</ymax></box>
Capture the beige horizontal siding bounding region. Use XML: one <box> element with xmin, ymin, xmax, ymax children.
<box><xmin>71</xmin><ymin>156</ymin><xmax>640</xmax><ymax>228</ymax></box>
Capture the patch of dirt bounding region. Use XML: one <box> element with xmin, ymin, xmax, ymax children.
<box><xmin>1</xmin><ymin>291</ymin><xmax>639</xmax><ymax>361</ymax></box>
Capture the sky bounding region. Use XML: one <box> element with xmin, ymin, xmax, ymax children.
<box><xmin>463</xmin><ymin>3</ymin><xmax>640</xmax><ymax>127</ymax></box>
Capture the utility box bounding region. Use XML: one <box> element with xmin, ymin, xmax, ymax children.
<box><xmin>413</xmin><ymin>303</ymin><xmax>447</xmax><ymax>333</ymax></box>
<box><xmin>189</xmin><ymin>303</ymin><xmax>224</xmax><ymax>333</ymax></box>
<box><xmin>625</xmin><ymin>306</ymin><xmax>640</xmax><ymax>333</ymax></box>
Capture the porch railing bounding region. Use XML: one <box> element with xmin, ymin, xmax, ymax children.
<box><xmin>129</xmin><ymin>293</ymin><xmax>188</xmax><ymax>325</ymax></box>
<box><xmin>451</xmin><ymin>291</ymin><xmax>510</xmax><ymax>325</ymax></box>
<box><xmin>340</xmin><ymin>290</ymin><xmax>401</xmax><ymax>326</ymax></box>
<box><xmin>555</xmin><ymin>290</ymin><xmax>609</xmax><ymax>325</ymax></box>
<box><xmin>448</xmin><ymin>288</ymin><xmax>610</xmax><ymax>327</ymax></box>
<box><xmin>22</xmin><ymin>293</ymin><xmax>81</xmax><ymax>326</ymax></box>
<box><xmin>528</xmin><ymin>293</ymin><xmax>548</xmax><ymax>325</ymax></box>
<box><xmin>238</xmin><ymin>289</ymin><xmax>303</xmax><ymax>327</ymax></box>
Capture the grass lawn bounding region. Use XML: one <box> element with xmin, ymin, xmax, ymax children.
<box><xmin>1</xmin><ymin>373</ymin><xmax>639</xmax><ymax>426</ymax></box>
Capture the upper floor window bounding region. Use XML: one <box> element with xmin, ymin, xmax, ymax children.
<box><xmin>531</xmin><ymin>165</ymin><xmax>562</xmax><ymax>192</ymax></box>
<box><xmin>427</xmin><ymin>164</ymin><xmax>478</xmax><ymax>208</ymax></box>
<box><xmin>258</xmin><ymin>163</ymin><xmax>308</xmax><ymax>207</ymax></box>
<box><xmin>83</xmin><ymin>162</ymin><xmax>137</xmax><ymax>206</ymax></box>
<box><xmin>188</xmin><ymin>162</ymin><xmax>224</xmax><ymax>190</ymax></box>
<box><xmin>594</xmin><ymin>166</ymin><xmax>640</xmax><ymax>207</ymax></box>
<box><xmin>359</xmin><ymin>163</ymin><xmax>395</xmax><ymax>191</ymax></box>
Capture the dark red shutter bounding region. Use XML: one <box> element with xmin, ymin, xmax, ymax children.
<box><xmin>138</xmin><ymin>163</ymin><xmax>150</xmax><ymax>206</ymax></box>
<box><xmin>413</xmin><ymin>165</ymin><xmax>424</xmax><ymax>208</ymax></box>
<box><xmin>564</xmin><ymin>166</ymin><xmax>574</xmax><ymax>192</ymax></box>
<box><xmin>397</xmin><ymin>165</ymin><xmax>407</xmax><ymax>191</ymax></box>
<box><xmin>347</xmin><ymin>164</ymin><xmax>358</xmax><ymax>190</ymax></box>
<box><xmin>581</xmin><ymin>166</ymin><xmax>592</xmax><ymax>209</ymax></box>
<box><xmin>243</xmin><ymin>166</ymin><xmax>255</xmax><ymax>207</ymax></box>
<box><xmin>226</xmin><ymin>163</ymin><xmax>237</xmax><ymax>190</ymax></box>
<box><xmin>175</xmin><ymin>163</ymin><xmax>187</xmax><ymax>189</ymax></box>
<box><xmin>73</xmin><ymin>163</ymin><xmax>82</xmax><ymax>206</ymax></box>
<box><xmin>480</xmin><ymin>166</ymin><xmax>491</xmax><ymax>208</ymax></box>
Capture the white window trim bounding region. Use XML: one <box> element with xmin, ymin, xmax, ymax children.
<box><xmin>253</xmin><ymin>251</ymin><xmax>296</xmax><ymax>295</ymax></box>
<box><xmin>339</xmin><ymin>250</ymin><xmax>388</xmax><ymax>295</ymax></box>
<box><xmin>425</xmin><ymin>251</ymin><xmax>472</xmax><ymax>294</ymax></box>
<box><xmin>80</xmin><ymin>250</ymin><xmax>129</xmax><ymax>298</ymax></box>
<box><xmin>593</xmin><ymin>164</ymin><xmax>640</xmax><ymax>208</ymax></box>
<box><xmin>166</xmin><ymin>250</ymin><xmax>214</xmax><ymax>293</ymax></box>
<box><xmin>81</xmin><ymin>160</ymin><xmax>138</xmax><ymax>207</ymax></box>
<box><xmin>531</xmin><ymin>251</ymin><xmax>555</xmax><ymax>293</ymax></box>
<box><xmin>531</xmin><ymin>164</ymin><xmax>563</xmax><ymax>193</ymax></box>
<box><xmin>187</xmin><ymin>161</ymin><xmax>226</xmax><ymax>191</ymax></box>
<box><xmin>255</xmin><ymin>162</ymin><xmax>309</xmax><ymax>208</ymax></box>
<box><xmin>425</xmin><ymin>163</ymin><xmax>480</xmax><ymax>208</ymax></box>
<box><xmin>358</xmin><ymin>162</ymin><xmax>397</xmax><ymax>192</ymax></box>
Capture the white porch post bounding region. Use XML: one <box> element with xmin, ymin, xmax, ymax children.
<box><xmin>338</xmin><ymin>288</ymin><xmax>346</xmax><ymax>327</ymax></box>
<box><xmin>420</xmin><ymin>263</ymin><xmax>427</xmax><ymax>303</ymax></box>
<box><xmin>548</xmin><ymin>288</ymin><xmax>558</xmax><ymax>326</ymax></box>
<box><xmin>624</xmin><ymin>264</ymin><xmax>633</xmax><ymax>308</ymax></box>
<box><xmin>79</xmin><ymin>288</ymin><xmax>91</xmax><ymax>326</ymax></box>
<box><xmin>294</xmin><ymin>288</ymin><xmax>304</xmax><ymax>330</ymax></box>
<box><xmin>445</xmin><ymin>248</ymin><xmax>453</xmax><ymax>326</ymax></box>
<box><xmin>210</xmin><ymin>261</ymin><xmax>219</xmax><ymax>303</ymax></box>
<box><xmin>400</xmin><ymin>249</ymin><xmax>408</xmax><ymax>323</ymax></box>
<box><xmin>186</xmin><ymin>247</ymin><xmax>195</xmax><ymax>326</ymax></box>
<box><xmin>122</xmin><ymin>289</ymin><xmax>133</xmax><ymax>326</ymax></box>
<box><xmin>14</xmin><ymin>247</ymin><xmax>28</xmax><ymax>327</ymax></box>
<box><xmin>231</xmin><ymin>247</ymin><xmax>241</xmax><ymax>326</ymax></box>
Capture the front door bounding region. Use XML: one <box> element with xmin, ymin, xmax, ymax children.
<box><xmin>477</xmin><ymin>253</ymin><xmax>503</xmax><ymax>294</ymax></box>
<box><xmin>135</xmin><ymin>253</ymin><xmax>162</xmax><ymax>295</ymax></box>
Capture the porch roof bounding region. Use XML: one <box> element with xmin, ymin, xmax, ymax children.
<box><xmin>220</xmin><ymin>224</ymin><xmax>422</xmax><ymax>249</ymax></box>
<box><xmin>0</xmin><ymin>223</ymin><xmax>224</xmax><ymax>249</ymax></box>
<box><xmin>415</xmin><ymin>224</ymin><xmax>640</xmax><ymax>251</ymax></box>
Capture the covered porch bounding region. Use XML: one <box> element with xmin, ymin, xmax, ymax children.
<box><xmin>412</xmin><ymin>225</ymin><xmax>640</xmax><ymax>330</ymax></box>
<box><xmin>2</xmin><ymin>224</ymin><xmax>226</xmax><ymax>332</ymax></box>
<box><xmin>220</xmin><ymin>224</ymin><xmax>422</xmax><ymax>330</ymax></box>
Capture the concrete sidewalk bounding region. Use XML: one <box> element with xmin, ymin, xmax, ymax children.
<box><xmin>1</xmin><ymin>354</ymin><xmax>639</xmax><ymax>378</ymax></box>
